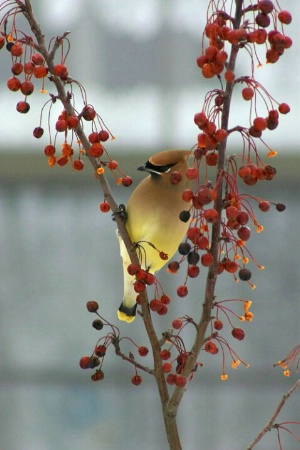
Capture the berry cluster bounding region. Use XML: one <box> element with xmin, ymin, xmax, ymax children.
<box><xmin>198</xmin><ymin>1</ymin><xmax>292</xmax><ymax>80</ymax></box>
<box><xmin>80</xmin><ymin>301</ymin><xmax>153</xmax><ymax>384</ymax></box>
<box><xmin>0</xmin><ymin>4</ymin><xmax>133</xmax><ymax>187</ymax></box>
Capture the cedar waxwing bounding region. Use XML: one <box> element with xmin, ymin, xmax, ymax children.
<box><xmin>118</xmin><ymin>149</ymin><xmax>192</xmax><ymax>323</ymax></box>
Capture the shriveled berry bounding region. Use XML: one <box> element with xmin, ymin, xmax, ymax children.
<box><xmin>92</xmin><ymin>319</ymin><xmax>104</xmax><ymax>330</ymax></box>
<box><xmin>91</xmin><ymin>370</ymin><xmax>104</xmax><ymax>381</ymax></box>
<box><xmin>276</xmin><ymin>203</ymin><xmax>286</xmax><ymax>212</ymax></box>
<box><xmin>179</xmin><ymin>210</ymin><xmax>191</xmax><ymax>222</ymax></box>
<box><xmin>95</xmin><ymin>345</ymin><xmax>106</xmax><ymax>357</ymax></box>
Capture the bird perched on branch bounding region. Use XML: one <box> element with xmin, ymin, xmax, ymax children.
<box><xmin>118</xmin><ymin>149</ymin><xmax>192</xmax><ymax>323</ymax></box>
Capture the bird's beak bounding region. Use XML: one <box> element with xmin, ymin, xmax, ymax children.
<box><xmin>137</xmin><ymin>165</ymin><xmax>147</xmax><ymax>172</ymax></box>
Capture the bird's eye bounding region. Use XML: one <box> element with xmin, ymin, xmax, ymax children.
<box><xmin>143</xmin><ymin>160</ymin><xmax>176</xmax><ymax>174</ymax></box>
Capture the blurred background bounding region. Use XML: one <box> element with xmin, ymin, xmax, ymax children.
<box><xmin>0</xmin><ymin>1</ymin><xmax>299</xmax><ymax>449</ymax></box>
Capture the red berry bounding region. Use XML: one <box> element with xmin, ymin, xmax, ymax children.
<box><xmin>73</xmin><ymin>159</ymin><xmax>85</xmax><ymax>171</ymax></box>
<box><xmin>177</xmin><ymin>285</ymin><xmax>188</xmax><ymax>297</ymax></box>
<box><xmin>16</xmin><ymin>101</ymin><xmax>30</xmax><ymax>113</ymax></box>
<box><xmin>56</xmin><ymin>156</ymin><xmax>69</xmax><ymax>167</ymax></box>
<box><xmin>34</xmin><ymin>66</ymin><xmax>48</xmax><ymax>78</ymax></box>
<box><xmin>134</xmin><ymin>280</ymin><xmax>146</xmax><ymax>293</ymax></box>
<box><xmin>161</xmin><ymin>294</ymin><xmax>171</xmax><ymax>305</ymax></box>
<box><xmin>10</xmin><ymin>43</ymin><xmax>23</xmax><ymax>56</ymax></box>
<box><xmin>33</xmin><ymin>127</ymin><xmax>44</xmax><ymax>138</ymax></box>
<box><xmin>237</xmin><ymin>211</ymin><xmax>249</xmax><ymax>225</ymax></box>
<box><xmin>242</xmin><ymin>87</ymin><xmax>254</xmax><ymax>101</ymax></box>
<box><xmin>225</xmin><ymin>259</ymin><xmax>239</xmax><ymax>273</ymax></box>
<box><xmin>157</xmin><ymin>304</ymin><xmax>168</xmax><ymax>315</ymax></box>
<box><xmin>203</xmin><ymin>208</ymin><xmax>219</xmax><ymax>223</ymax></box>
<box><xmin>162</xmin><ymin>362</ymin><xmax>172</xmax><ymax>373</ymax></box>
<box><xmin>255</xmin><ymin>12</ymin><xmax>270</xmax><ymax>28</ymax></box>
<box><xmin>86</xmin><ymin>301</ymin><xmax>99</xmax><ymax>312</ymax></box>
<box><xmin>206</xmin><ymin>152</ymin><xmax>218</xmax><ymax>166</ymax></box>
<box><xmin>89</xmin><ymin>132</ymin><xmax>100</xmax><ymax>143</ymax></box>
<box><xmin>170</xmin><ymin>171</ymin><xmax>182</xmax><ymax>185</ymax></box>
<box><xmin>127</xmin><ymin>263</ymin><xmax>140</xmax><ymax>276</ymax></box>
<box><xmin>55</xmin><ymin>119</ymin><xmax>67</xmax><ymax>132</ymax></box>
<box><xmin>20</xmin><ymin>81</ymin><xmax>34</xmax><ymax>96</ymax></box>
<box><xmin>258</xmin><ymin>1</ymin><xmax>274</xmax><ymax>14</ymax></box>
<box><xmin>172</xmin><ymin>319</ymin><xmax>183</xmax><ymax>329</ymax></box>
<box><xmin>99</xmin><ymin>130</ymin><xmax>110</xmax><ymax>141</ymax></box>
<box><xmin>166</xmin><ymin>374</ymin><xmax>176</xmax><ymax>385</ymax></box>
<box><xmin>226</xmin><ymin>205</ymin><xmax>239</xmax><ymax>220</ymax></box>
<box><xmin>79</xmin><ymin>356</ymin><xmax>91</xmax><ymax>369</ymax></box>
<box><xmin>278</xmin><ymin>103</ymin><xmax>290</xmax><ymax>114</ymax></box>
<box><xmin>205</xmin><ymin>341</ymin><xmax>218</xmax><ymax>354</ymax></box>
<box><xmin>175</xmin><ymin>375</ymin><xmax>187</xmax><ymax>387</ymax></box>
<box><xmin>197</xmin><ymin>236</ymin><xmax>209</xmax><ymax>250</ymax></box>
<box><xmin>194</xmin><ymin>112</ymin><xmax>208</xmax><ymax>127</ymax></box>
<box><xmin>24</xmin><ymin>62</ymin><xmax>35</xmax><ymax>75</ymax></box>
<box><xmin>186</xmin><ymin>167</ymin><xmax>199</xmax><ymax>180</ymax></box>
<box><xmin>131</xmin><ymin>374</ymin><xmax>142</xmax><ymax>385</ymax></box>
<box><xmin>99</xmin><ymin>201</ymin><xmax>111</xmax><ymax>213</ymax></box>
<box><xmin>278</xmin><ymin>10</ymin><xmax>292</xmax><ymax>25</ymax></box>
<box><xmin>214</xmin><ymin>319</ymin><xmax>223</xmax><ymax>330</ymax></box>
<box><xmin>121</xmin><ymin>176</ymin><xmax>133</xmax><ymax>187</ymax></box>
<box><xmin>81</xmin><ymin>105</ymin><xmax>96</xmax><ymax>121</ymax></box>
<box><xmin>11</xmin><ymin>62</ymin><xmax>23</xmax><ymax>75</ymax></box>
<box><xmin>188</xmin><ymin>265</ymin><xmax>200</xmax><ymax>278</ymax></box>
<box><xmin>168</xmin><ymin>261</ymin><xmax>180</xmax><ymax>273</ymax></box>
<box><xmin>0</xmin><ymin>36</ymin><xmax>5</xmax><ymax>50</ymax></box>
<box><xmin>108</xmin><ymin>160</ymin><xmax>118</xmax><ymax>170</ymax></box>
<box><xmin>237</xmin><ymin>226</ymin><xmax>251</xmax><ymax>241</ymax></box>
<box><xmin>150</xmin><ymin>299</ymin><xmax>162</xmax><ymax>312</ymax></box>
<box><xmin>31</xmin><ymin>53</ymin><xmax>45</xmax><ymax>65</ymax></box>
<box><xmin>54</xmin><ymin>64</ymin><xmax>69</xmax><ymax>79</ymax></box>
<box><xmin>89</xmin><ymin>143</ymin><xmax>104</xmax><ymax>158</ymax></box>
<box><xmin>160</xmin><ymin>349</ymin><xmax>171</xmax><ymax>360</ymax></box>
<box><xmin>44</xmin><ymin>145</ymin><xmax>56</xmax><ymax>156</ymax></box>
<box><xmin>67</xmin><ymin>115</ymin><xmax>80</xmax><ymax>129</ymax></box>
<box><xmin>201</xmin><ymin>252</ymin><xmax>214</xmax><ymax>267</ymax></box>
<box><xmin>232</xmin><ymin>328</ymin><xmax>245</xmax><ymax>341</ymax></box>
<box><xmin>138</xmin><ymin>346</ymin><xmax>149</xmax><ymax>357</ymax></box>
<box><xmin>259</xmin><ymin>201</ymin><xmax>270</xmax><ymax>212</ymax></box>
<box><xmin>95</xmin><ymin>345</ymin><xmax>106</xmax><ymax>357</ymax></box>
<box><xmin>7</xmin><ymin>77</ymin><xmax>21</xmax><ymax>91</ymax></box>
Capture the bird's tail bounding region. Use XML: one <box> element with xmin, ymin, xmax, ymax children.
<box><xmin>118</xmin><ymin>235</ymin><xmax>138</xmax><ymax>323</ymax></box>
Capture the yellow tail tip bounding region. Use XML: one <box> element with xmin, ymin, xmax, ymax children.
<box><xmin>117</xmin><ymin>310</ymin><xmax>136</xmax><ymax>323</ymax></box>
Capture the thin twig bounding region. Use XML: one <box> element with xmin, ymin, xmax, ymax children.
<box><xmin>246</xmin><ymin>379</ymin><xmax>300</xmax><ymax>450</ymax></box>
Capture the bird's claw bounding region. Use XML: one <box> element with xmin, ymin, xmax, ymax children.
<box><xmin>112</xmin><ymin>204</ymin><xmax>127</xmax><ymax>222</ymax></box>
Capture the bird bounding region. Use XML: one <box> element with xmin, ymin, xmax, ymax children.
<box><xmin>118</xmin><ymin>149</ymin><xmax>192</xmax><ymax>323</ymax></box>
